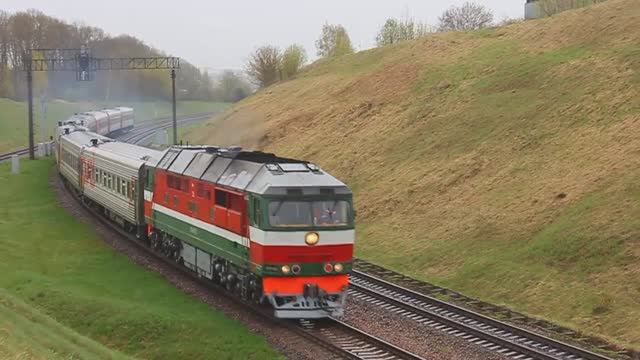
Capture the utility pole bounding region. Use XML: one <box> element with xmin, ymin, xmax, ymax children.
<box><xmin>171</xmin><ymin>69</ymin><xmax>177</xmax><ymax>145</ymax></box>
<box><xmin>23</xmin><ymin>48</ymin><xmax>180</xmax><ymax>158</ymax></box>
<box><xmin>26</xmin><ymin>67</ymin><xmax>34</xmax><ymax>160</ymax></box>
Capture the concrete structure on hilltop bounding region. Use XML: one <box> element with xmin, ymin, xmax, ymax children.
<box><xmin>525</xmin><ymin>0</ymin><xmax>543</xmax><ymax>19</ymax></box>
<box><xmin>525</xmin><ymin>0</ymin><xmax>605</xmax><ymax>19</ymax></box>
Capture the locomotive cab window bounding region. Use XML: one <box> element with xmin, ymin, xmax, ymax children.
<box><xmin>268</xmin><ymin>200</ymin><xmax>351</xmax><ymax>228</ymax></box>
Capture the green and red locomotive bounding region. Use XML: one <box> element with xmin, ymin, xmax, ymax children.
<box><xmin>56</xmin><ymin>123</ymin><xmax>355</xmax><ymax>318</ymax></box>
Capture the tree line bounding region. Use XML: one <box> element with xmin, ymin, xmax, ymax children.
<box><xmin>0</xmin><ymin>9</ymin><xmax>251</xmax><ymax>103</ymax></box>
<box><xmin>246</xmin><ymin>1</ymin><xmax>497</xmax><ymax>88</ymax></box>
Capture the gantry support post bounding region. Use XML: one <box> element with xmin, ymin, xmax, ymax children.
<box><xmin>171</xmin><ymin>69</ymin><xmax>177</xmax><ymax>145</ymax></box>
<box><xmin>27</xmin><ymin>68</ymin><xmax>35</xmax><ymax>160</ymax></box>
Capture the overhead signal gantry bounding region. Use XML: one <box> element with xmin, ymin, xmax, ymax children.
<box><xmin>23</xmin><ymin>46</ymin><xmax>181</xmax><ymax>159</ymax></box>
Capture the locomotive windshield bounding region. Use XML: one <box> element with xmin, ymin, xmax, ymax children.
<box><xmin>269</xmin><ymin>200</ymin><xmax>351</xmax><ymax>227</ymax></box>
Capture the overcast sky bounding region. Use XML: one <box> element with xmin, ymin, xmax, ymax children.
<box><xmin>3</xmin><ymin>0</ymin><xmax>524</xmax><ymax>71</ymax></box>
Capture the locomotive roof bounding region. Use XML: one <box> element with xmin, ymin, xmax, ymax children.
<box><xmin>156</xmin><ymin>146</ymin><xmax>350</xmax><ymax>196</ymax></box>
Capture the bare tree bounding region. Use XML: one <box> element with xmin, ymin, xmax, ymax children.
<box><xmin>315</xmin><ymin>23</ymin><xmax>354</xmax><ymax>58</ymax></box>
<box><xmin>376</xmin><ymin>17</ymin><xmax>432</xmax><ymax>46</ymax></box>
<box><xmin>213</xmin><ymin>70</ymin><xmax>252</xmax><ymax>102</ymax></box>
<box><xmin>0</xmin><ymin>9</ymin><xmax>218</xmax><ymax>101</ymax></box>
<box><xmin>245</xmin><ymin>45</ymin><xmax>281</xmax><ymax>88</ymax></box>
<box><xmin>280</xmin><ymin>44</ymin><xmax>307</xmax><ymax>79</ymax></box>
<box><xmin>438</xmin><ymin>2</ymin><xmax>494</xmax><ymax>32</ymax></box>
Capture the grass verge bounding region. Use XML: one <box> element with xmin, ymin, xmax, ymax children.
<box><xmin>0</xmin><ymin>158</ymin><xmax>280</xmax><ymax>359</ymax></box>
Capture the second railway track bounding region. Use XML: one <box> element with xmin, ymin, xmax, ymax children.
<box><xmin>349</xmin><ymin>270</ymin><xmax>614</xmax><ymax>360</ymax></box>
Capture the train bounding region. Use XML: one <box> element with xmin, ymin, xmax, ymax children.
<box><xmin>55</xmin><ymin>120</ymin><xmax>355</xmax><ymax>319</ymax></box>
<box><xmin>59</xmin><ymin>107</ymin><xmax>134</xmax><ymax>137</ymax></box>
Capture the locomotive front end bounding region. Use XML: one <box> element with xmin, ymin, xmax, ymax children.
<box><xmin>248</xmin><ymin>174</ymin><xmax>354</xmax><ymax>318</ymax></box>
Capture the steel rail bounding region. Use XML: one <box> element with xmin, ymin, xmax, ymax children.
<box><xmin>0</xmin><ymin>112</ymin><xmax>214</xmax><ymax>163</ymax></box>
<box><xmin>0</xmin><ymin>148</ymin><xmax>31</xmax><ymax>162</ymax></box>
<box><xmin>350</xmin><ymin>270</ymin><xmax>615</xmax><ymax>360</ymax></box>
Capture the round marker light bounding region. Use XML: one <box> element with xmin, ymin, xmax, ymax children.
<box><xmin>334</xmin><ymin>263</ymin><xmax>344</xmax><ymax>272</ymax></box>
<box><xmin>305</xmin><ymin>232</ymin><xmax>319</xmax><ymax>246</ymax></box>
<box><xmin>291</xmin><ymin>264</ymin><xmax>301</xmax><ymax>274</ymax></box>
<box><xmin>324</xmin><ymin>263</ymin><xmax>334</xmax><ymax>273</ymax></box>
<box><xmin>281</xmin><ymin>265</ymin><xmax>291</xmax><ymax>274</ymax></box>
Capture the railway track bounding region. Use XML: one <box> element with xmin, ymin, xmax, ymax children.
<box><xmin>118</xmin><ymin>112</ymin><xmax>213</xmax><ymax>145</ymax></box>
<box><xmin>349</xmin><ymin>270</ymin><xmax>615</xmax><ymax>360</ymax></box>
<box><xmin>353</xmin><ymin>259</ymin><xmax>633</xmax><ymax>360</ymax></box>
<box><xmin>0</xmin><ymin>112</ymin><xmax>214</xmax><ymax>163</ymax></box>
<box><xmin>297</xmin><ymin>318</ymin><xmax>424</xmax><ymax>360</ymax></box>
<box><xmin>0</xmin><ymin>147</ymin><xmax>31</xmax><ymax>162</ymax></box>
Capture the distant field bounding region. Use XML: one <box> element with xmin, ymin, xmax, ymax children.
<box><xmin>0</xmin><ymin>99</ymin><xmax>229</xmax><ymax>153</ymax></box>
<box><xmin>0</xmin><ymin>159</ymin><xmax>280</xmax><ymax>359</ymax></box>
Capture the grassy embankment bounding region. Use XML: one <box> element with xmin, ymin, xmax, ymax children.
<box><xmin>0</xmin><ymin>159</ymin><xmax>280</xmax><ymax>359</ymax></box>
<box><xmin>0</xmin><ymin>99</ymin><xmax>229</xmax><ymax>153</ymax></box>
<box><xmin>184</xmin><ymin>0</ymin><xmax>640</xmax><ymax>349</ymax></box>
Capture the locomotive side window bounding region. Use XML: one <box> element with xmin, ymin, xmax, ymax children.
<box><xmin>215</xmin><ymin>190</ymin><xmax>227</xmax><ymax>207</ymax></box>
<box><xmin>252</xmin><ymin>198</ymin><xmax>262</xmax><ymax>227</ymax></box>
<box><xmin>196</xmin><ymin>183</ymin><xmax>211</xmax><ymax>199</ymax></box>
<box><xmin>228</xmin><ymin>193</ymin><xmax>243</xmax><ymax>212</ymax></box>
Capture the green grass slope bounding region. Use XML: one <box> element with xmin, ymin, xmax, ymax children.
<box><xmin>184</xmin><ymin>0</ymin><xmax>640</xmax><ymax>349</ymax></box>
<box><xmin>0</xmin><ymin>159</ymin><xmax>280</xmax><ymax>359</ymax></box>
<box><xmin>0</xmin><ymin>289</ymin><xmax>130</xmax><ymax>360</ymax></box>
<box><xmin>0</xmin><ymin>99</ymin><xmax>228</xmax><ymax>153</ymax></box>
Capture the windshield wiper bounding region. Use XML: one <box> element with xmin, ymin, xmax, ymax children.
<box><xmin>328</xmin><ymin>200</ymin><xmax>338</xmax><ymax>218</ymax></box>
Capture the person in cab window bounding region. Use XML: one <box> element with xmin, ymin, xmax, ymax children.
<box><xmin>320</xmin><ymin>208</ymin><xmax>337</xmax><ymax>224</ymax></box>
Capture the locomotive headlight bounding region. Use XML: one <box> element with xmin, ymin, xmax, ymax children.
<box><xmin>305</xmin><ymin>232</ymin><xmax>319</xmax><ymax>246</ymax></box>
<box><xmin>281</xmin><ymin>265</ymin><xmax>291</xmax><ymax>274</ymax></box>
<box><xmin>334</xmin><ymin>263</ymin><xmax>344</xmax><ymax>272</ymax></box>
